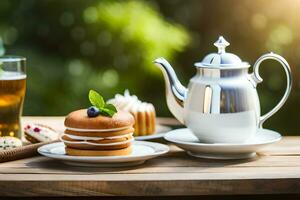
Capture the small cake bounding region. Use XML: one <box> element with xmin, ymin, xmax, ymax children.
<box><xmin>0</xmin><ymin>136</ymin><xmax>22</xmax><ymax>150</ymax></box>
<box><xmin>108</xmin><ymin>90</ymin><xmax>156</xmax><ymax>136</ymax></box>
<box><xmin>62</xmin><ymin>109</ymin><xmax>135</xmax><ymax>156</ymax></box>
<box><xmin>24</xmin><ymin>124</ymin><xmax>59</xmax><ymax>143</ymax></box>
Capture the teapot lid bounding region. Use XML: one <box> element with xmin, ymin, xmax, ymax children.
<box><xmin>194</xmin><ymin>36</ymin><xmax>250</xmax><ymax>69</ymax></box>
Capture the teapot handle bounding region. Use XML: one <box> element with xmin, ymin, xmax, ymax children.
<box><xmin>252</xmin><ymin>52</ymin><xmax>292</xmax><ymax>128</ymax></box>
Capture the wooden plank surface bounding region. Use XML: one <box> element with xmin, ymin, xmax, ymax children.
<box><xmin>0</xmin><ymin>117</ymin><xmax>298</xmax><ymax>197</ymax></box>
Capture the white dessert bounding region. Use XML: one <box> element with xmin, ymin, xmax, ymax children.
<box><xmin>0</xmin><ymin>136</ymin><xmax>22</xmax><ymax>150</ymax></box>
<box><xmin>108</xmin><ymin>90</ymin><xmax>156</xmax><ymax>136</ymax></box>
<box><xmin>24</xmin><ymin>123</ymin><xmax>59</xmax><ymax>143</ymax></box>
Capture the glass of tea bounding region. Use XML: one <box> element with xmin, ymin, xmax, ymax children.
<box><xmin>0</xmin><ymin>56</ymin><xmax>26</xmax><ymax>139</ymax></box>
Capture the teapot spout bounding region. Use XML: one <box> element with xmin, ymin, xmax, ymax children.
<box><xmin>154</xmin><ymin>57</ymin><xmax>187</xmax><ymax>124</ymax></box>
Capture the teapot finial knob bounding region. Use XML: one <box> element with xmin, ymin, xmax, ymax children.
<box><xmin>214</xmin><ymin>36</ymin><xmax>230</xmax><ymax>54</ymax></box>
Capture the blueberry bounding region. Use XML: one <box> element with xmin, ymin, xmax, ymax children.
<box><xmin>87</xmin><ymin>106</ymin><xmax>100</xmax><ymax>117</ymax></box>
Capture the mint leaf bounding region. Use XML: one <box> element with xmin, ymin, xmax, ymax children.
<box><xmin>89</xmin><ymin>90</ymin><xmax>105</xmax><ymax>109</ymax></box>
<box><xmin>100</xmin><ymin>104</ymin><xmax>117</xmax><ymax>117</ymax></box>
<box><xmin>104</xmin><ymin>103</ymin><xmax>117</xmax><ymax>112</ymax></box>
<box><xmin>100</xmin><ymin>108</ymin><xmax>115</xmax><ymax>117</ymax></box>
<box><xmin>88</xmin><ymin>90</ymin><xmax>118</xmax><ymax>117</ymax></box>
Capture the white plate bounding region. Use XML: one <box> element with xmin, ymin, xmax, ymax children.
<box><xmin>38</xmin><ymin>141</ymin><xmax>169</xmax><ymax>167</ymax></box>
<box><xmin>164</xmin><ymin>128</ymin><xmax>281</xmax><ymax>160</ymax></box>
<box><xmin>134</xmin><ymin>125</ymin><xmax>171</xmax><ymax>141</ymax></box>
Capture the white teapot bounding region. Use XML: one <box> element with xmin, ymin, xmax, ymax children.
<box><xmin>154</xmin><ymin>36</ymin><xmax>292</xmax><ymax>143</ymax></box>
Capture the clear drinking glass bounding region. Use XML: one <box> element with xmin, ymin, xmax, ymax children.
<box><xmin>0</xmin><ymin>56</ymin><xmax>26</xmax><ymax>139</ymax></box>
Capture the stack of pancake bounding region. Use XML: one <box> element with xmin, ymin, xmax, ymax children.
<box><xmin>62</xmin><ymin>109</ymin><xmax>135</xmax><ymax>156</ymax></box>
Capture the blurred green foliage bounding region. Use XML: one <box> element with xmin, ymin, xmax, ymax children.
<box><xmin>0</xmin><ymin>0</ymin><xmax>189</xmax><ymax>116</ymax></box>
<box><xmin>0</xmin><ymin>0</ymin><xmax>299</xmax><ymax>134</ymax></box>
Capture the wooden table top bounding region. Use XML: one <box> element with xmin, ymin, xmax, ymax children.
<box><xmin>0</xmin><ymin>116</ymin><xmax>299</xmax><ymax>197</ymax></box>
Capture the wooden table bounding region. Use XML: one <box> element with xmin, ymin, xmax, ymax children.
<box><xmin>0</xmin><ymin>117</ymin><xmax>299</xmax><ymax>198</ymax></box>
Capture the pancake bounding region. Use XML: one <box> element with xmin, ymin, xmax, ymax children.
<box><xmin>64</xmin><ymin>142</ymin><xmax>131</xmax><ymax>150</ymax></box>
<box><xmin>61</xmin><ymin>134</ymin><xmax>133</xmax><ymax>144</ymax></box>
<box><xmin>64</xmin><ymin>127</ymin><xmax>134</xmax><ymax>137</ymax></box>
<box><xmin>65</xmin><ymin>145</ymin><xmax>132</xmax><ymax>156</ymax></box>
<box><xmin>61</xmin><ymin>134</ymin><xmax>133</xmax><ymax>150</ymax></box>
<box><xmin>64</xmin><ymin>109</ymin><xmax>134</xmax><ymax>130</ymax></box>
<box><xmin>63</xmin><ymin>108</ymin><xmax>135</xmax><ymax>156</ymax></box>
<box><xmin>63</xmin><ymin>132</ymin><xmax>132</xmax><ymax>141</ymax></box>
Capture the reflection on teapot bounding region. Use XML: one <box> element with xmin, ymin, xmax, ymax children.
<box><xmin>154</xmin><ymin>36</ymin><xmax>292</xmax><ymax>143</ymax></box>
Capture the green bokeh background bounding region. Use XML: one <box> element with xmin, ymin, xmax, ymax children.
<box><xmin>0</xmin><ymin>0</ymin><xmax>299</xmax><ymax>135</ymax></box>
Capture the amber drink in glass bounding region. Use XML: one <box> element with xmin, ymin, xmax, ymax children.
<box><xmin>0</xmin><ymin>56</ymin><xmax>26</xmax><ymax>139</ymax></box>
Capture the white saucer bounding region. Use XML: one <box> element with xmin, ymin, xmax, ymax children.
<box><xmin>38</xmin><ymin>141</ymin><xmax>169</xmax><ymax>167</ymax></box>
<box><xmin>164</xmin><ymin>128</ymin><xmax>281</xmax><ymax>159</ymax></box>
<box><xmin>134</xmin><ymin>125</ymin><xmax>171</xmax><ymax>141</ymax></box>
